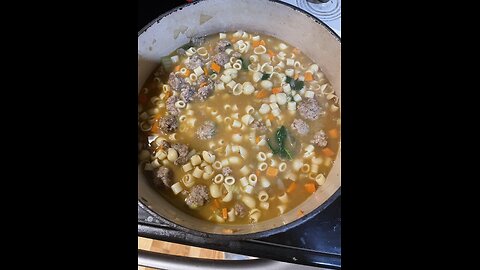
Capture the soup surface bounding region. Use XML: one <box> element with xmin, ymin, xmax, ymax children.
<box><xmin>138</xmin><ymin>30</ymin><xmax>340</xmax><ymax>224</ymax></box>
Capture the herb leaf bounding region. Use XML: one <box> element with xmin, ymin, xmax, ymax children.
<box><xmin>261</xmin><ymin>73</ymin><xmax>271</xmax><ymax>80</ymax></box>
<box><xmin>267</xmin><ymin>126</ymin><xmax>294</xmax><ymax>160</ymax></box>
<box><xmin>241</xmin><ymin>57</ymin><xmax>249</xmax><ymax>70</ymax></box>
<box><xmin>285</xmin><ymin>76</ymin><xmax>293</xmax><ymax>84</ymax></box>
<box><xmin>293</xmin><ymin>80</ymin><xmax>304</xmax><ymax>90</ymax></box>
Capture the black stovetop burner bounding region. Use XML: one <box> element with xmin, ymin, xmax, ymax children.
<box><xmin>138</xmin><ymin>1</ymin><xmax>341</xmax><ymax>268</ymax></box>
<box><xmin>138</xmin><ymin>197</ymin><xmax>341</xmax><ymax>269</ymax></box>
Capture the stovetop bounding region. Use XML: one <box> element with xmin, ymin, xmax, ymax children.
<box><xmin>138</xmin><ymin>0</ymin><xmax>341</xmax><ymax>268</ymax></box>
<box><xmin>138</xmin><ymin>197</ymin><xmax>341</xmax><ymax>268</ymax></box>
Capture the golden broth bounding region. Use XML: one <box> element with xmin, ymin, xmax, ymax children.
<box><xmin>138</xmin><ymin>31</ymin><xmax>340</xmax><ymax>224</ymax></box>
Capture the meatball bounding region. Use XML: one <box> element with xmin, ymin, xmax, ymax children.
<box><xmin>196</xmin><ymin>84</ymin><xmax>214</xmax><ymax>101</ymax></box>
<box><xmin>159</xmin><ymin>115</ymin><xmax>178</xmax><ymax>133</ymax></box>
<box><xmin>172</xmin><ymin>143</ymin><xmax>189</xmax><ymax>165</ymax></box>
<box><xmin>297</xmin><ymin>98</ymin><xmax>323</xmax><ymax>120</ymax></box>
<box><xmin>291</xmin><ymin>119</ymin><xmax>310</xmax><ymax>135</ymax></box>
<box><xmin>311</xmin><ymin>130</ymin><xmax>328</xmax><ymax>148</ymax></box>
<box><xmin>196</xmin><ymin>121</ymin><xmax>216</xmax><ymax>140</ymax></box>
<box><xmin>153</xmin><ymin>166</ymin><xmax>173</xmax><ymax>188</ymax></box>
<box><xmin>180</xmin><ymin>85</ymin><xmax>196</xmax><ymax>103</ymax></box>
<box><xmin>191</xmin><ymin>36</ymin><xmax>206</xmax><ymax>47</ymax></box>
<box><xmin>251</xmin><ymin>120</ymin><xmax>267</xmax><ymax>132</ymax></box>
<box><xmin>166</xmin><ymin>96</ymin><xmax>180</xmax><ymax>116</ymax></box>
<box><xmin>185</xmin><ymin>54</ymin><xmax>204</xmax><ymax>70</ymax></box>
<box><xmin>212</xmin><ymin>52</ymin><xmax>229</xmax><ymax>66</ymax></box>
<box><xmin>222</xmin><ymin>167</ymin><xmax>232</xmax><ymax>177</ymax></box>
<box><xmin>234</xmin><ymin>202</ymin><xmax>247</xmax><ymax>218</ymax></box>
<box><xmin>185</xmin><ymin>185</ymin><xmax>209</xmax><ymax>208</ymax></box>
<box><xmin>167</xmin><ymin>72</ymin><xmax>187</xmax><ymax>92</ymax></box>
<box><xmin>214</xmin><ymin>39</ymin><xmax>231</xmax><ymax>53</ymax></box>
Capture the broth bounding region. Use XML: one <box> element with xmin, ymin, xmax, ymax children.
<box><xmin>138</xmin><ymin>31</ymin><xmax>340</xmax><ymax>224</ymax></box>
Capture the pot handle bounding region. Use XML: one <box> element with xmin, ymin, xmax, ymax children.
<box><xmin>138</xmin><ymin>249</ymin><xmax>327</xmax><ymax>270</ymax></box>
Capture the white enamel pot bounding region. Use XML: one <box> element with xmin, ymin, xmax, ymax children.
<box><xmin>138</xmin><ymin>0</ymin><xmax>341</xmax><ymax>240</ymax></box>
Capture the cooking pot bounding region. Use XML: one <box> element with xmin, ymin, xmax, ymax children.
<box><xmin>138</xmin><ymin>0</ymin><xmax>341</xmax><ymax>239</ymax></box>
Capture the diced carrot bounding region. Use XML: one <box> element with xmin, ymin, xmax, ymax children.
<box><xmin>199</xmin><ymin>82</ymin><xmax>208</xmax><ymax>88</ymax></box>
<box><xmin>222</xmin><ymin>208</ymin><xmax>228</xmax><ymax>219</ymax></box>
<box><xmin>204</xmin><ymin>67</ymin><xmax>209</xmax><ymax>75</ymax></box>
<box><xmin>174</xmin><ymin>65</ymin><xmax>181</xmax><ymax>72</ymax></box>
<box><xmin>150</xmin><ymin>121</ymin><xmax>159</xmax><ymax>133</ymax></box>
<box><xmin>271</xmin><ymin>87</ymin><xmax>282</xmax><ymax>94</ymax></box>
<box><xmin>163</xmin><ymin>90</ymin><xmax>172</xmax><ymax>100</ymax></box>
<box><xmin>256</xmin><ymin>136</ymin><xmax>261</xmax><ymax>144</ymax></box>
<box><xmin>253</xmin><ymin>40</ymin><xmax>261</xmax><ymax>47</ymax></box>
<box><xmin>211</xmin><ymin>62</ymin><xmax>221</xmax><ymax>73</ymax></box>
<box><xmin>267</xmin><ymin>113</ymin><xmax>275</xmax><ymax>121</ymax></box>
<box><xmin>139</xmin><ymin>93</ymin><xmax>147</xmax><ymax>105</ymax></box>
<box><xmin>304</xmin><ymin>182</ymin><xmax>316</xmax><ymax>193</ymax></box>
<box><xmin>260</xmin><ymin>40</ymin><xmax>266</xmax><ymax>46</ymax></box>
<box><xmin>304</xmin><ymin>72</ymin><xmax>314</xmax><ymax>82</ymax></box>
<box><xmin>266</xmin><ymin>167</ymin><xmax>278</xmax><ymax>177</ymax></box>
<box><xmin>286</xmin><ymin>182</ymin><xmax>297</xmax><ymax>193</ymax></box>
<box><xmin>328</xmin><ymin>128</ymin><xmax>339</xmax><ymax>139</ymax></box>
<box><xmin>267</xmin><ymin>50</ymin><xmax>275</xmax><ymax>58</ymax></box>
<box><xmin>255</xmin><ymin>89</ymin><xmax>269</xmax><ymax>99</ymax></box>
<box><xmin>213</xmin><ymin>199</ymin><xmax>220</xmax><ymax>208</ymax></box>
<box><xmin>184</xmin><ymin>69</ymin><xmax>191</xmax><ymax>77</ymax></box>
<box><xmin>321</xmin><ymin>147</ymin><xmax>335</xmax><ymax>157</ymax></box>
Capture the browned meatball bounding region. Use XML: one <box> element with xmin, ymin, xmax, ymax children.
<box><xmin>185</xmin><ymin>185</ymin><xmax>209</xmax><ymax>208</ymax></box>
<box><xmin>291</xmin><ymin>119</ymin><xmax>310</xmax><ymax>135</ymax></box>
<box><xmin>212</xmin><ymin>52</ymin><xmax>229</xmax><ymax>66</ymax></box>
<box><xmin>172</xmin><ymin>143</ymin><xmax>189</xmax><ymax>165</ymax></box>
<box><xmin>214</xmin><ymin>39</ymin><xmax>231</xmax><ymax>53</ymax></box>
<box><xmin>196</xmin><ymin>121</ymin><xmax>216</xmax><ymax>140</ymax></box>
<box><xmin>185</xmin><ymin>54</ymin><xmax>204</xmax><ymax>70</ymax></box>
<box><xmin>180</xmin><ymin>85</ymin><xmax>196</xmax><ymax>103</ymax></box>
<box><xmin>166</xmin><ymin>96</ymin><xmax>180</xmax><ymax>116</ymax></box>
<box><xmin>167</xmin><ymin>72</ymin><xmax>187</xmax><ymax>92</ymax></box>
<box><xmin>159</xmin><ymin>115</ymin><xmax>178</xmax><ymax>133</ymax></box>
<box><xmin>297</xmin><ymin>98</ymin><xmax>323</xmax><ymax>120</ymax></box>
<box><xmin>153</xmin><ymin>166</ymin><xmax>173</xmax><ymax>188</ymax></box>
<box><xmin>196</xmin><ymin>84</ymin><xmax>214</xmax><ymax>101</ymax></box>
<box><xmin>311</xmin><ymin>130</ymin><xmax>328</xmax><ymax>148</ymax></box>
<box><xmin>234</xmin><ymin>202</ymin><xmax>247</xmax><ymax>218</ymax></box>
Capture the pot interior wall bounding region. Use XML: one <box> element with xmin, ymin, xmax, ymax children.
<box><xmin>138</xmin><ymin>0</ymin><xmax>340</xmax><ymax>236</ymax></box>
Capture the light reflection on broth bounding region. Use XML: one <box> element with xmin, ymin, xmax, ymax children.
<box><xmin>138</xmin><ymin>31</ymin><xmax>340</xmax><ymax>224</ymax></box>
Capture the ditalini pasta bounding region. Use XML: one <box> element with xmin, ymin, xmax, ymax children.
<box><xmin>139</xmin><ymin>30</ymin><xmax>340</xmax><ymax>224</ymax></box>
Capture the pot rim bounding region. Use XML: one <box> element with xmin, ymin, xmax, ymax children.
<box><xmin>138</xmin><ymin>0</ymin><xmax>341</xmax><ymax>240</ymax></box>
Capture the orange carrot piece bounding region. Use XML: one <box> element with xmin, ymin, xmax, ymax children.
<box><xmin>150</xmin><ymin>122</ymin><xmax>159</xmax><ymax>133</ymax></box>
<box><xmin>255</xmin><ymin>136</ymin><xmax>261</xmax><ymax>144</ymax></box>
<box><xmin>211</xmin><ymin>62</ymin><xmax>221</xmax><ymax>73</ymax></box>
<box><xmin>256</xmin><ymin>90</ymin><xmax>269</xmax><ymax>99</ymax></box>
<box><xmin>199</xmin><ymin>82</ymin><xmax>208</xmax><ymax>88</ymax></box>
<box><xmin>184</xmin><ymin>69</ymin><xmax>191</xmax><ymax>77</ymax></box>
<box><xmin>213</xmin><ymin>199</ymin><xmax>220</xmax><ymax>208</ymax></box>
<box><xmin>174</xmin><ymin>65</ymin><xmax>181</xmax><ymax>72</ymax></box>
<box><xmin>260</xmin><ymin>40</ymin><xmax>266</xmax><ymax>46</ymax></box>
<box><xmin>286</xmin><ymin>182</ymin><xmax>297</xmax><ymax>193</ymax></box>
<box><xmin>267</xmin><ymin>50</ymin><xmax>275</xmax><ymax>58</ymax></box>
<box><xmin>271</xmin><ymin>87</ymin><xmax>282</xmax><ymax>94</ymax></box>
<box><xmin>253</xmin><ymin>40</ymin><xmax>261</xmax><ymax>47</ymax></box>
<box><xmin>267</xmin><ymin>113</ymin><xmax>275</xmax><ymax>121</ymax></box>
<box><xmin>304</xmin><ymin>72</ymin><xmax>314</xmax><ymax>82</ymax></box>
<box><xmin>321</xmin><ymin>147</ymin><xmax>335</xmax><ymax>157</ymax></box>
<box><xmin>266</xmin><ymin>167</ymin><xmax>278</xmax><ymax>177</ymax></box>
<box><xmin>328</xmin><ymin>128</ymin><xmax>339</xmax><ymax>139</ymax></box>
<box><xmin>222</xmin><ymin>208</ymin><xmax>228</xmax><ymax>219</ymax></box>
<box><xmin>304</xmin><ymin>182</ymin><xmax>316</xmax><ymax>193</ymax></box>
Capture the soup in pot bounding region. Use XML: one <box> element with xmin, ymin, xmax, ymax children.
<box><xmin>138</xmin><ymin>30</ymin><xmax>340</xmax><ymax>224</ymax></box>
